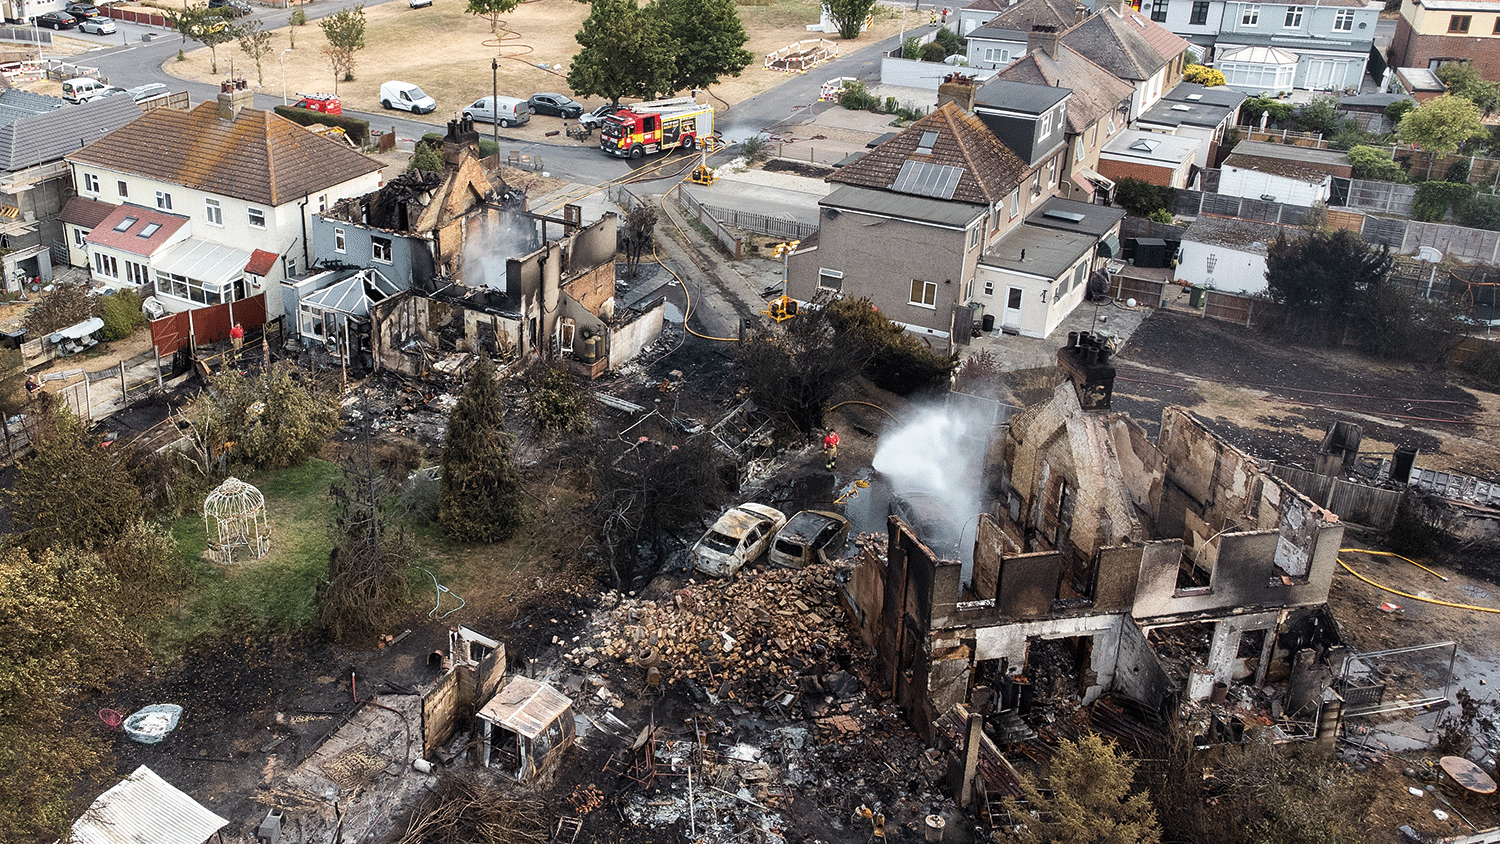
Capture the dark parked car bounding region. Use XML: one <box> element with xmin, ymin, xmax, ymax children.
<box><xmin>64</xmin><ymin>3</ymin><xmax>100</xmax><ymax>18</ymax></box>
<box><xmin>889</xmin><ymin>491</ymin><xmax>963</xmax><ymax>558</ymax></box>
<box><xmin>37</xmin><ymin>11</ymin><xmax>78</xmax><ymax>29</ymax></box>
<box><xmin>528</xmin><ymin>92</ymin><xmax>582</xmax><ymax>119</ymax></box>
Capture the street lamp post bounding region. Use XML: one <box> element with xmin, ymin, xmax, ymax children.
<box><xmin>279</xmin><ymin>48</ymin><xmax>292</xmax><ymax>106</ymax></box>
<box><xmin>491</xmin><ymin>58</ymin><xmax>498</xmax><ymax>157</ymax></box>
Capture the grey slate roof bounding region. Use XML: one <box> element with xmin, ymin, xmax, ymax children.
<box><xmin>994</xmin><ymin>44</ymin><xmax>1135</xmax><ymax>134</ymax></box>
<box><xmin>975</xmin><ymin>78</ymin><xmax>1072</xmax><ymax>115</ymax></box>
<box><xmin>975</xmin><ymin>0</ymin><xmax>1080</xmax><ymax>36</ymax></box>
<box><xmin>1060</xmin><ymin>8</ymin><xmax>1187</xmax><ymax>82</ymax></box>
<box><xmin>820</xmin><ymin>184</ymin><xmax>985</xmax><ymax>229</ymax></box>
<box><xmin>1138</xmin><ymin>87</ymin><xmax>1243</xmax><ymax>129</ymax></box>
<box><xmin>0</xmin><ymin>94</ymin><xmax>141</xmax><ymax>171</ymax></box>
<box><xmin>1213</xmin><ymin>31</ymin><xmax>1374</xmax><ymax>54</ymax></box>
<box><xmin>1162</xmin><ymin>81</ymin><xmax>1246</xmax><ymax>109</ymax></box>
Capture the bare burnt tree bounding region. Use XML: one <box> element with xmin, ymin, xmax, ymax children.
<box><xmin>622</xmin><ymin>203</ymin><xmax>657</xmax><ymax>280</ymax></box>
<box><xmin>735</xmin><ymin>294</ymin><xmax>870</xmax><ymax>433</ymax></box>
<box><xmin>317</xmin><ymin>423</ymin><xmax>415</xmax><ymax>640</ymax></box>
<box><xmin>585</xmin><ymin>435</ymin><xmax>729</xmax><ymax>587</ymax></box>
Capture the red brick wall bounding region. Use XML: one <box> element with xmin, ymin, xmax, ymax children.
<box><xmin>1391</xmin><ymin>17</ymin><xmax>1500</xmax><ymax>78</ymax></box>
<box><xmin>1097</xmin><ymin>158</ymin><xmax>1179</xmax><ymax>188</ymax></box>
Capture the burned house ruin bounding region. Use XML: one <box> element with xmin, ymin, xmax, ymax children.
<box><xmin>848</xmin><ymin>331</ymin><xmax>1350</xmax><ymax>801</ymax></box>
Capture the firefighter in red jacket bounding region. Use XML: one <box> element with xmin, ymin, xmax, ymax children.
<box><xmin>822</xmin><ymin>429</ymin><xmax>840</xmax><ymax>471</ymax></box>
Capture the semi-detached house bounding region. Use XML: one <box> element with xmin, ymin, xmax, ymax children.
<box><xmin>64</xmin><ymin>81</ymin><xmax>383</xmax><ymax>318</ymax></box>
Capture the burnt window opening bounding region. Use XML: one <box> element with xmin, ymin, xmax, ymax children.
<box><xmin>1175</xmin><ymin>550</ymin><xmax>1213</xmax><ymax>593</ymax></box>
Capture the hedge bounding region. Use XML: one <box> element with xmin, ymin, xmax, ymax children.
<box><xmin>272</xmin><ymin>106</ymin><xmax>370</xmax><ymax>147</ymax></box>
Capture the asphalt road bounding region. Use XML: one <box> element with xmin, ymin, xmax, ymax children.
<box><xmin>62</xmin><ymin>0</ymin><xmax>926</xmax><ymax>188</ymax></box>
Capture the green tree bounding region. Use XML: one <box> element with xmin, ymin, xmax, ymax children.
<box><xmin>465</xmin><ymin>0</ymin><xmax>520</xmax><ymax>36</ymax></box>
<box><xmin>526</xmin><ymin>363</ymin><xmax>589</xmax><ymax>438</ymax></box>
<box><xmin>6</xmin><ymin>406</ymin><xmax>142</xmax><ymax>554</ymax></box>
<box><xmin>656</xmin><ymin>0</ymin><xmax>752</xmax><ymax>94</ymax></box>
<box><xmin>1294</xmin><ymin>96</ymin><xmax>1343</xmax><ymax>136</ymax></box>
<box><xmin>1265</xmin><ymin>228</ymin><xmax>1393</xmax><ymax>344</ymax></box>
<box><xmin>170</xmin><ymin>7</ymin><xmax>238</xmax><ymax>74</ymax></box>
<box><xmin>237</xmin><ymin>19</ymin><xmax>275</xmax><ymax>86</ymax></box>
<box><xmin>408</xmin><ymin>141</ymin><xmax>442</xmax><ymax>173</ymax></box>
<box><xmin>1438</xmin><ymin>62</ymin><xmax>1500</xmax><ymax>116</ymax></box>
<box><xmin>1005</xmin><ymin>733</ymin><xmax>1160</xmax><ymax>844</ymax></box>
<box><xmin>439</xmin><ymin>356</ymin><xmax>526</xmax><ymax>542</ymax></box>
<box><xmin>319</xmin><ymin>5</ymin><xmax>366</xmax><ymax>89</ymax></box>
<box><xmin>188</xmin><ymin>362</ymin><xmax>340</xmax><ymax>472</ymax></box>
<box><xmin>317</xmin><ymin>432</ymin><xmax>415</xmax><ymax>640</ymax></box>
<box><xmin>0</xmin><ymin>545</ymin><xmax>133</xmax><ymax>841</ymax></box>
<box><xmin>1346</xmin><ymin>145</ymin><xmax>1406</xmax><ymax>182</ymax></box>
<box><xmin>568</xmin><ymin>0</ymin><xmax>675</xmax><ymax>104</ymax></box>
<box><xmin>1398</xmin><ymin>94</ymin><xmax>1486</xmax><ymax>153</ymax></box>
<box><xmin>827</xmin><ymin>296</ymin><xmax>956</xmax><ymax>395</ymax></box>
<box><xmin>23</xmin><ymin>282</ymin><xmax>94</xmax><ymax>335</ymax></box>
<box><xmin>1114</xmin><ymin>177</ymin><xmax>1175</xmax><ymax>218</ymax></box>
<box><xmin>825</xmin><ymin>0</ymin><xmax>877</xmax><ymax>39</ymax></box>
<box><xmin>1183</xmin><ymin>63</ymin><xmax>1226</xmax><ymax>86</ymax></box>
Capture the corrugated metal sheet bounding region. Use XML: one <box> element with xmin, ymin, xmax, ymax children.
<box><xmin>476</xmin><ymin>676</ymin><xmax>572</xmax><ymax>739</ymax></box>
<box><xmin>71</xmin><ymin>765</ymin><xmax>228</xmax><ymax>844</ymax></box>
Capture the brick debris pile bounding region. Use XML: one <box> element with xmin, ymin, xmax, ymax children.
<box><xmin>566</xmin><ymin>561</ymin><xmax>861</xmax><ymax>715</ymax></box>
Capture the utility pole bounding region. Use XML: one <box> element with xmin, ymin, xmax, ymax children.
<box><xmin>491</xmin><ymin>58</ymin><xmax>499</xmax><ymax>160</ymax></box>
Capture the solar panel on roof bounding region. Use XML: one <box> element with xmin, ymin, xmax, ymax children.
<box><xmin>891</xmin><ymin>160</ymin><xmax>964</xmax><ymax>200</ymax></box>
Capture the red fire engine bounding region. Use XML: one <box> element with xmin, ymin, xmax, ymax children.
<box><xmin>291</xmin><ymin>93</ymin><xmax>343</xmax><ymax>115</ymax></box>
<box><xmin>599</xmin><ymin>97</ymin><xmax>715</xmax><ymax>159</ymax></box>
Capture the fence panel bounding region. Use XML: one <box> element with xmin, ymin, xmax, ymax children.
<box><xmin>1172</xmin><ymin>189</ymin><xmax>1204</xmax><ymax>218</ymax></box>
<box><xmin>1360</xmin><ymin>214</ymin><xmax>1405</xmax><ymax>247</ymax></box>
<box><xmin>1344</xmin><ymin>179</ymin><xmax>1415</xmax><ymax>216</ymax></box>
<box><xmin>0</xmin><ymin>27</ymin><xmax>48</xmax><ymax>46</ymax></box>
<box><xmin>1202</xmin><ymin>290</ymin><xmax>1254</xmax><ymax>327</ymax></box>
<box><xmin>1108</xmin><ymin>274</ymin><xmax>1167</xmax><ymax>308</ymax></box>
<box><xmin>1405</xmin><ymin>220</ymin><xmax>1500</xmax><ymax>265</ymax></box>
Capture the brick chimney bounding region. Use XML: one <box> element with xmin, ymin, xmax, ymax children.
<box><xmin>937</xmin><ymin>72</ymin><xmax>978</xmax><ymax>112</ymax></box>
<box><xmin>442</xmin><ymin>115</ymin><xmax>481</xmax><ymax>166</ymax></box>
<box><xmin>1057</xmin><ymin>331</ymin><xmax>1116</xmax><ymax>411</ymax></box>
<box><xmin>216</xmin><ymin>78</ymin><xmax>253</xmax><ymax>121</ymax></box>
<box><xmin>1075</xmin><ymin>2</ymin><xmax>1089</xmax><ymax>23</ymax></box>
<box><xmin>1028</xmin><ymin>25</ymin><xmax>1061</xmax><ymax>59</ymax></box>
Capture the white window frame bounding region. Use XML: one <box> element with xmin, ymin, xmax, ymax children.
<box><xmin>82</xmin><ymin>173</ymin><xmax>99</xmax><ymax>193</ymax></box>
<box><xmin>1283</xmin><ymin>6</ymin><xmax>1302</xmax><ymax>27</ymax></box>
<box><xmin>93</xmin><ymin>251</ymin><xmax>117</xmax><ymax>278</ymax></box>
<box><xmin>247</xmin><ymin>206</ymin><xmax>266</xmax><ymax>228</ymax></box>
<box><xmin>155</xmin><ymin>190</ymin><xmax>172</xmax><ymax>210</ymax></box>
<box><xmin>1241</xmin><ymin>4</ymin><xmax>1259</xmax><ymax>25</ymax></box>
<box><xmin>334</xmin><ymin>227</ymin><xmax>346</xmax><ymax>253</ymax></box>
<box><xmin>983</xmin><ymin>280</ymin><xmax>994</xmax><ymax>296</ymax></box>
<box><xmin>968</xmin><ymin>225</ymin><xmax>981</xmax><ymax>249</ymax></box>
<box><xmin>205</xmin><ymin>198</ymin><xmax>222</xmax><ymax>227</ymax></box>
<box><xmin>1334</xmin><ymin>8</ymin><xmax>1355</xmax><ymax>30</ymax></box>
<box><xmin>156</xmin><ymin>271</ymin><xmax>226</xmax><ymax>305</ymax></box>
<box><xmin>909</xmin><ymin>279</ymin><xmax>937</xmax><ymax>308</ymax></box>
<box><xmin>1009</xmin><ymin>189</ymin><xmax>1019</xmax><ymax>218</ymax></box>
<box><xmin>126</xmin><ymin>261</ymin><xmax>148</xmax><ymax>287</ymax></box>
<box><xmin>817</xmin><ymin>268</ymin><xmax>843</xmax><ymax>291</ymax></box>
<box><xmin>983</xmin><ymin>47</ymin><xmax>1011</xmax><ymax>64</ymax></box>
<box><xmin>371</xmin><ymin>236</ymin><xmax>392</xmax><ymax>264</ymax></box>
<box><xmin>72</xmin><ymin>226</ymin><xmax>85</xmax><ymax>247</ymax></box>
<box><xmin>116</xmin><ymin>180</ymin><xmax>127</xmax><ymax>198</ymax></box>
<box><xmin>318</xmin><ymin>194</ymin><xmax>328</xmax><ymax>213</ymax></box>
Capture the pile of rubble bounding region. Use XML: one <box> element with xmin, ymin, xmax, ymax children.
<box><xmin>568</xmin><ymin>562</ymin><xmax>854</xmax><ymax>713</ymax></box>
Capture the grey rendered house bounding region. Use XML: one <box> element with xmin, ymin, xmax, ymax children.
<box><xmin>786</xmin><ymin>102</ymin><xmax>1042</xmax><ymax>348</ymax></box>
<box><xmin>963</xmin><ymin>0</ymin><xmax>1087</xmax><ymax>68</ymax></box>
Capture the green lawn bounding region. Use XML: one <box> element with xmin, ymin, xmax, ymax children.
<box><xmin>149</xmin><ymin>459</ymin><xmax>341</xmax><ymax>656</ymax></box>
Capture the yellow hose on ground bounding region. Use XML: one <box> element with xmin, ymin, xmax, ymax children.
<box><xmin>1337</xmin><ymin>548</ymin><xmax>1500</xmax><ymax>614</ymax></box>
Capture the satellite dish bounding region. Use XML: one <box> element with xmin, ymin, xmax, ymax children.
<box><xmin>1417</xmin><ymin>246</ymin><xmax>1443</xmax><ymax>263</ymax></box>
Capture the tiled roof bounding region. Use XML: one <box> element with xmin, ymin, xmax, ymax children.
<box><xmin>0</xmin><ymin>94</ymin><xmax>140</xmax><ymax>172</ymax></box>
<box><xmin>828</xmin><ymin>101</ymin><xmax>1028</xmax><ymax>206</ymax></box>
<box><xmin>981</xmin><ymin>0</ymin><xmax>1080</xmax><ymax>32</ymax></box>
<box><xmin>67</xmin><ymin>101</ymin><xmax>382</xmax><ymax>207</ymax></box>
<box><xmin>245</xmin><ymin>248</ymin><xmax>279</xmax><ymax>276</ymax></box>
<box><xmin>1060</xmin><ymin>8</ymin><xmax>1187</xmax><ymax>82</ymax></box>
<box><xmin>85</xmin><ymin>203</ymin><xmax>188</xmax><ymax>257</ymax></box>
<box><xmin>994</xmin><ymin>45</ymin><xmax>1134</xmax><ymax>134</ymax></box>
<box><xmin>57</xmin><ymin>195</ymin><xmax>118</xmax><ymax>229</ymax></box>
<box><xmin>1182</xmin><ymin>214</ymin><xmax>1292</xmax><ymax>252</ymax></box>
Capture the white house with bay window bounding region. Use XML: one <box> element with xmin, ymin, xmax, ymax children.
<box><xmin>65</xmin><ymin>81</ymin><xmax>383</xmax><ymax>318</ymax></box>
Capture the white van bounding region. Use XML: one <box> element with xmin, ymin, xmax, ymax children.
<box><xmin>463</xmin><ymin>95</ymin><xmax>530</xmax><ymax>128</ymax></box>
<box><xmin>62</xmin><ymin>77</ymin><xmax>107</xmax><ymax>104</ymax></box>
<box><xmin>379</xmin><ymin>80</ymin><xmax>436</xmax><ymax>114</ymax></box>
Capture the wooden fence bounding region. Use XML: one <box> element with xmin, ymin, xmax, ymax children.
<box><xmin>1107</xmin><ymin>273</ymin><xmax>1167</xmax><ymax>308</ymax></box>
<box><xmin>1198</xmin><ymin>289</ymin><xmax>1283</xmax><ymax>330</ymax></box>
<box><xmin>147</xmin><ymin>293</ymin><xmax>267</xmax><ymax>356</ymax></box>
<box><xmin>1268</xmin><ymin>464</ymin><xmax>1403</xmax><ymax>529</ymax></box>
<box><xmin>105</xmin><ymin>6</ymin><xmax>169</xmax><ymax>26</ymax></box>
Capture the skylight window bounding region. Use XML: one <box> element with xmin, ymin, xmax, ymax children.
<box><xmin>137</xmin><ymin>222</ymin><xmax>160</xmax><ymax>238</ymax></box>
<box><xmin>915</xmin><ymin>131</ymin><xmax>939</xmax><ymax>154</ymax></box>
<box><xmin>1129</xmin><ymin>138</ymin><xmax>1160</xmax><ymax>152</ymax></box>
<box><xmin>113</xmin><ymin>216</ymin><xmax>137</xmax><ymax>232</ymax></box>
<box><xmin>1186</xmin><ymin>93</ymin><xmax>1203</xmax><ymax>101</ymax></box>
